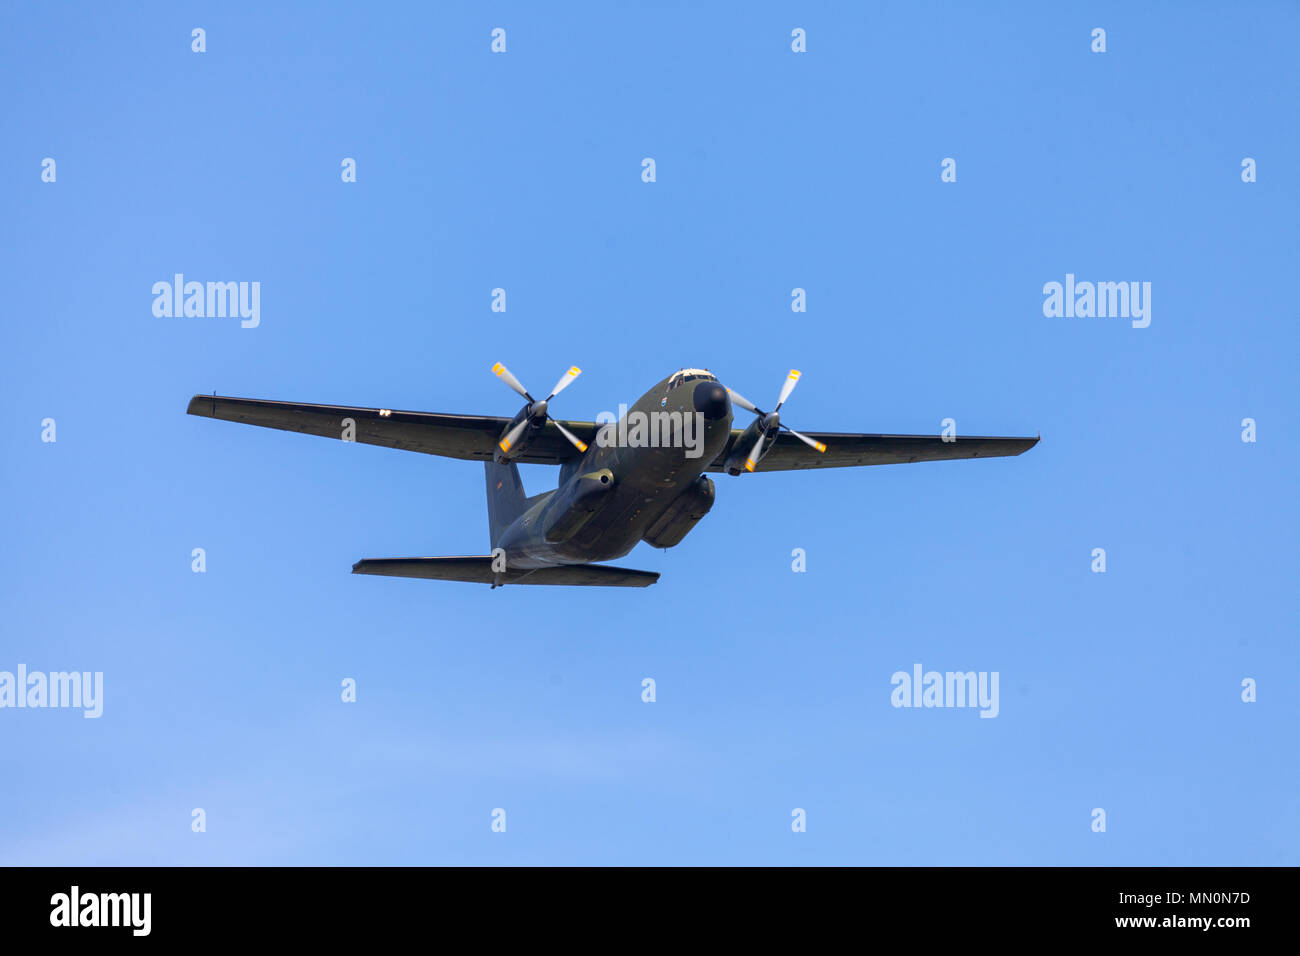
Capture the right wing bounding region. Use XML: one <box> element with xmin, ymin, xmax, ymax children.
<box><xmin>706</xmin><ymin>430</ymin><xmax>1040</xmax><ymax>472</ymax></box>
<box><xmin>186</xmin><ymin>395</ymin><xmax>598</xmax><ymax>465</ymax></box>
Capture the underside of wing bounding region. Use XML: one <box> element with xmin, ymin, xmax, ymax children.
<box><xmin>186</xmin><ymin>395</ymin><xmax>597</xmax><ymax>465</ymax></box>
<box><xmin>351</xmin><ymin>556</ymin><xmax>659</xmax><ymax>587</ymax></box>
<box><xmin>706</xmin><ymin>430</ymin><xmax>1040</xmax><ymax>473</ymax></box>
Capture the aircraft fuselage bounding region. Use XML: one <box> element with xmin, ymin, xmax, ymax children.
<box><xmin>498</xmin><ymin>371</ymin><xmax>732</xmax><ymax>568</ymax></box>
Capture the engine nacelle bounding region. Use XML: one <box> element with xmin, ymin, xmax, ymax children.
<box><xmin>722</xmin><ymin>419</ymin><xmax>775</xmax><ymax>475</ymax></box>
<box><xmin>543</xmin><ymin>468</ymin><xmax>615</xmax><ymax>543</ymax></box>
<box><xmin>494</xmin><ymin>406</ymin><xmax>546</xmax><ymax>464</ymax></box>
<box><xmin>642</xmin><ymin>475</ymin><xmax>715</xmax><ymax>549</ymax></box>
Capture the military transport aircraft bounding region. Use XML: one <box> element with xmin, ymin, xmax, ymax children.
<box><xmin>187</xmin><ymin>365</ymin><xmax>1038</xmax><ymax>588</ymax></box>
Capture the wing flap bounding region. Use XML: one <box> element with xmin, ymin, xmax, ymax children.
<box><xmin>351</xmin><ymin>556</ymin><xmax>659</xmax><ymax>587</ymax></box>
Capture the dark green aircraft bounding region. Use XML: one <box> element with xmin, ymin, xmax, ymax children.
<box><xmin>187</xmin><ymin>365</ymin><xmax>1037</xmax><ymax>588</ymax></box>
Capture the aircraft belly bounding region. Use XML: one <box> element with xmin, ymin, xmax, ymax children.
<box><xmin>540</xmin><ymin>446</ymin><xmax>672</xmax><ymax>562</ymax></box>
<box><xmin>560</xmin><ymin>486</ymin><xmax>658</xmax><ymax>561</ymax></box>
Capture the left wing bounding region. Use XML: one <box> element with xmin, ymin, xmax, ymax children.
<box><xmin>706</xmin><ymin>430</ymin><xmax>1039</xmax><ymax>473</ymax></box>
<box><xmin>186</xmin><ymin>395</ymin><xmax>597</xmax><ymax>465</ymax></box>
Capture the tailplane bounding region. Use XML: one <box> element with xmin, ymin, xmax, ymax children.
<box><xmin>355</xmin><ymin>462</ymin><xmax>660</xmax><ymax>587</ymax></box>
<box><xmin>352</xmin><ymin>556</ymin><xmax>658</xmax><ymax>587</ymax></box>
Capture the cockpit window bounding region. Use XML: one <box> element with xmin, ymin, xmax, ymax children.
<box><xmin>669</xmin><ymin>370</ymin><xmax>714</xmax><ymax>389</ymax></box>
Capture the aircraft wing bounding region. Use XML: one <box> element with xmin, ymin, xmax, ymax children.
<box><xmin>185</xmin><ymin>395</ymin><xmax>596</xmax><ymax>465</ymax></box>
<box><xmin>706</xmin><ymin>430</ymin><xmax>1040</xmax><ymax>473</ymax></box>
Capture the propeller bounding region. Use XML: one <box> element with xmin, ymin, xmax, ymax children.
<box><xmin>726</xmin><ymin>369</ymin><xmax>826</xmax><ymax>472</ymax></box>
<box><xmin>491</xmin><ymin>362</ymin><xmax>589</xmax><ymax>456</ymax></box>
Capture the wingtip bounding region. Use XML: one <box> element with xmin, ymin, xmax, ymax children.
<box><xmin>187</xmin><ymin>393</ymin><xmax>227</xmax><ymax>417</ymax></box>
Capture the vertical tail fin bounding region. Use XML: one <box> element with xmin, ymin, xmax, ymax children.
<box><xmin>485</xmin><ymin>460</ymin><xmax>528</xmax><ymax>548</ymax></box>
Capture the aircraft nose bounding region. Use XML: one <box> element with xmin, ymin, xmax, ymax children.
<box><xmin>693</xmin><ymin>381</ymin><xmax>730</xmax><ymax>420</ymax></box>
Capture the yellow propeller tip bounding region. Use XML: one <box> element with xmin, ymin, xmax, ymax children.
<box><xmin>498</xmin><ymin>440</ymin><xmax>511</xmax><ymax>453</ymax></box>
<box><xmin>815</xmin><ymin>442</ymin><xmax>826</xmax><ymax>453</ymax></box>
<box><xmin>576</xmin><ymin>442</ymin><xmax>588</xmax><ymax>452</ymax></box>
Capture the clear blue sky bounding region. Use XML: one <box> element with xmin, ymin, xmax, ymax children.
<box><xmin>2</xmin><ymin>1</ymin><xmax>1295</xmax><ymax>865</ymax></box>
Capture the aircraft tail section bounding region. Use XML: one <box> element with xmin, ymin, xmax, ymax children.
<box><xmin>485</xmin><ymin>460</ymin><xmax>528</xmax><ymax>548</ymax></box>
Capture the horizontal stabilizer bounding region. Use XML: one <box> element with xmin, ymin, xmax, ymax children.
<box><xmin>351</xmin><ymin>556</ymin><xmax>659</xmax><ymax>588</ymax></box>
